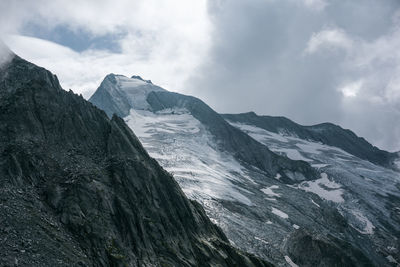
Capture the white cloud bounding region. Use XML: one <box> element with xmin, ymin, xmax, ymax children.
<box><xmin>4</xmin><ymin>33</ymin><xmax>210</xmax><ymax>99</ymax></box>
<box><xmin>339</xmin><ymin>80</ymin><xmax>363</xmax><ymax>98</ymax></box>
<box><xmin>1</xmin><ymin>0</ymin><xmax>211</xmax><ymax>98</ymax></box>
<box><xmin>302</xmin><ymin>0</ymin><xmax>328</xmax><ymax>11</ymax></box>
<box><xmin>305</xmin><ymin>24</ymin><xmax>400</xmax><ymax>150</ymax></box>
<box><xmin>306</xmin><ymin>28</ymin><xmax>353</xmax><ymax>53</ymax></box>
<box><xmin>0</xmin><ymin>40</ymin><xmax>14</xmax><ymax>67</ymax></box>
<box><xmin>2</xmin><ymin>0</ymin><xmax>400</xmax><ymax>151</ymax></box>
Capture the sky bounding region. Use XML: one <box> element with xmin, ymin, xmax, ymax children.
<box><xmin>0</xmin><ymin>0</ymin><xmax>399</xmax><ymax>152</ymax></box>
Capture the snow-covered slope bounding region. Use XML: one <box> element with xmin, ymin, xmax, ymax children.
<box><xmin>223</xmin><ymin>112</ymin><xmax>397</xmax><ymax>169</ymax></box>
<box><xmin>90</xmin><ymin>75</ymin><xmax>400</xmax><ymax>267</ymax></box>
<box><xmin>226</xmin><ymin>120</ymin><xmax>400</xmax><ymax>265</ymax></box>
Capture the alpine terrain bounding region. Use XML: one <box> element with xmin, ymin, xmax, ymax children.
<box><xmin>0</xmin><ymin>50</ymin><xmax>272</xmax><ymax>266</ymax></box>
<box><xmin>90</xmin><ymin>74</ymin><xmax>400</xmax><ymax>267</ymax></box>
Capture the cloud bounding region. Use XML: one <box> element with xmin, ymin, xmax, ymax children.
<box><xmin>0</xmin><ymin>40</ymin><xmax>14</xmax><ymax>67</ymax></box>
<box><xmin>4</xmin><ymin>33</ymin><xmax>206</xmax><ymax>99</ymax></box>
<box><xmin>305</xmin><ymin>28</ymin><xmax>353</xmax><ymax>53</ymax></box>
<box><xmin>1</xmin><ymin>0</ymin><xmax>400</xmax><ymax>151</ymax></box>
<box><xmin>186</xmin><ymin>0</ymin><xmax>400</xmax><ymax>151</ymax></box>
<box><xmin>338</xmin><ymin>80</ymin><xmax>363</xmax><ymax>98</ymax></box>
<box><xmin>1</xmin><ymin>0</ymin><xmax>211</xmax><ymax>98</ymax></box>
<box><xmin>301</xmin><ymin>0</ymin><xmax>328</xmax><ymax>11</ymax></box>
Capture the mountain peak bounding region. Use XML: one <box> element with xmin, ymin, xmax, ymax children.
<box><xmin>131</xmin><ymin>75</ymin><xmax>152</xmax><ymax>84</ymax></box>
<box><xmin>102</xmin><ymin>73</ymin><xmax>153</xmax><ymax>85</ymax></box>
<box><xmin>90</xmin><ymin>73</ymin><xmax>166</xmax><ymax>118</ymax></box>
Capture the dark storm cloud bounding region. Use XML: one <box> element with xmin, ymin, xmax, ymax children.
<box><xmin>186</xmin><ymin>0</ymin><xmax>400</xmax><ymax>151</ymax></box>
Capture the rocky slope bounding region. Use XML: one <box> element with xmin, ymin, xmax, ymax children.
<box><xmin>0</xmin><ymin>54</ymin><xmax>271</xmax><ymax>266</ymax></box>
<box><xmin>222</xmin><ymin>112</ymin><xmax>398</xmax><ymax>169</ymax></box>
<box><xmin>89</xmin><ymin>74</ymin><xmax>400</xmax><ymax>266</ymax></box>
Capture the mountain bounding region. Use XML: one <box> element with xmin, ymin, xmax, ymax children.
<box><xmin>223</xmin><ymin>112</ymin><xmax>400</xmax><ymax>266</ymax></box>
<box><xmin>222</xmin><ymin>112</ymin><xmax>398</xmax><ymax>169</ymax></box>
<box><xmin>0</xmin><ymin>54</ymin><xmax>271</xmax><ymax>266</ymax></box>
<box><xmin>90</xmin><ymin>74</ymin><xmax>400</xmax><ymax>266</ymax></box>
<box><xmin>90</xmin><ymin>74</ymin><xmax>317</xmax><ymax>183</ymax></box>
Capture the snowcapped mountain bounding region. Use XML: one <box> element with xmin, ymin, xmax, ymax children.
<box><xmin>90</xmin><ymin>74</ymin><xmax>400</xmax><ymax>266</ymax></box>
<box><xmin>0</xmin><ymin>55</ymin><xmax>271</xmax><ymax>266</ymax></box>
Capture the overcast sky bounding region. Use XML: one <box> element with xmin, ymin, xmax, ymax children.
<box><xmin>0</xmin><ymin>0</ymin><xmax>399</xmax><ymax>151</ymax></box>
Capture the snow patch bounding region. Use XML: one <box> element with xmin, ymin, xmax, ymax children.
<box><xmin>274</xmin><ymin>148</ymin><xmax>312</xmax><ymax>162</ymax></box>
<box><xmin>254</xmin><ymin>236</ymin><xmax>269</xmax><ymax>244</ymax></box>
<box><xmin>296</xmin><ymin>142</ymin><xmax>323</xmax><ymax>154</ymax></box>
<box><xmin>260</xmin><ymin>185</ymin><xmax>281</xmax><ymax>199</ymax></box>
<box><xmin>299</xmin><ymin>173</ymin><xmax>344</xmax><ymax>203</ymax></box>
<box><xmin>310</xmin><ymin>199</ymin><xmax>320</xmax><ymax>208</ymax></box>
<box><xmin>312</xmin><ymin>163</ymin><xmax>330</xmax><ymax>169</ymax></box>
<box><xmin>228</xmin><ymin>122</ymin><xmax>289</xmax><ymax>143</ymax></box>
<box><xmin>272</xmin><ymin>207</ymin><xmax>289</xmax><ymax>219</ymax></box>
<box><xmin>350</xmin><ymin>210</ymin><xmax>375</xmax><ymax>235</ymax></box>
<box><xmin>284</xmin><ymin>256</ymin><xmax>299</xmax><ymax>267</ymax></box>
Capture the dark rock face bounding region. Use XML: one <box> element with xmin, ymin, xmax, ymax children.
<box><xmin>222</xmin><ymin>112</ymin><xmax>397</xmax><ymax>169</ymax></box>
<box><xmin>146</xmin><ymin>91</ymin><xmax>317</xmax><ymax>183</ymax></box>
<box><xmin>0</xmin><ymin>56</ymin><xmax>271</xmax><ymax>266</ymax></box>
<box><xmin>285</xmin><ymin>230</ymin><xmax>373</xmax><ymax>267</ymax></box>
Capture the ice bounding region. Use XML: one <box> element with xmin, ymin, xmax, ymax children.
<box><xmin>125</xmin><ymin>109</ymin><xmax>200</xmax><ymax>138</ymax></box>
<box><xmin>119</xmin><ymin>103</ymin><xmax>399</xmax><ymax>266</ymax></box>
<box><xmin>125</xmin><ymin>108</ymin><xmax>253</xmax><ymax>206</ymax></box>
<box><xmin>274</xmin><ymin>148</ymin><xmax>312</xmax><ymax>162</ymax></box>
<box><xmin>118</xmin><ymin>75</ymin><xmax>147</xmax><ymax>87</ymax></box>
<box><xmin>271</xmin><ymin>207</ymin><xmax>289</xmax><ymax>219</ymax></box>
<box><xmin>228</xmin><ymin>122</ymin><xmax>289</xmax><ymax>143</ymax></box>
<box><xmin>349</xmin><ymin>210</ymin><xmax>375</xmax><ymax>235</ymax></box>
<box><xmin>298</xmin><ymin>173</ymin><xmax>344</xmax><ymax>203</ymax></box>
<box><xmin>310</xmin><ymin>199</ymin><xmax>320</xmax><ymax>208</ymax></box>
<box><xmin>254</xmin><ymin>236</ymin><xmax>269</xmax><ymax>244</ymax></box>
<box><xmin>296</xmin><ymin>142</ymin><xmax>323</xmax><ymax>154</ymax></box>
<box><xmin>312</xmin><ymin>163</ymin><xmax>330</xmax><ymax>169</ymax></box>
<box><xmin>284</xmin><ymin>256</ymin><xmax>299</xmax><ymax>267</ymax></box>
<box><xmin>260</xmin><ymin>185</ymin><xmax>281</xmax><ymax>199</ymax></box>
<box><xmin>115</xmin><ymin>75</ymin><xmax>165</xmax><ymax>110</ymax></box>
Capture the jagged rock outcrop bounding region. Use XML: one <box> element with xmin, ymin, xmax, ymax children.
<box><xmin>0</xmin><ymin>55</ymin><xmax>272</xmax><ymax>266</ymax></box>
